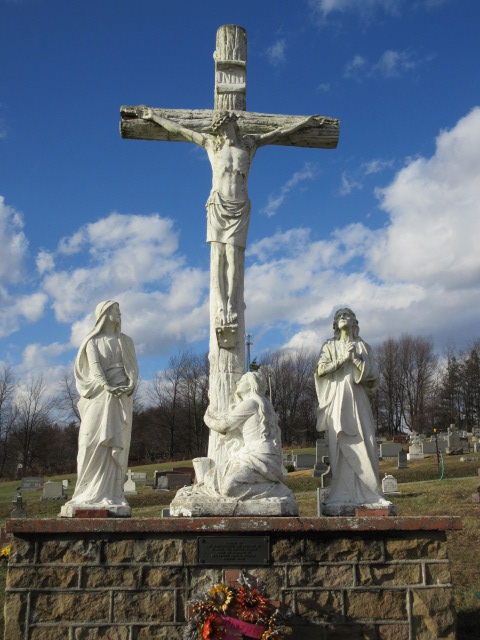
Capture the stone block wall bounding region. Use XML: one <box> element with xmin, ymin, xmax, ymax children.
<box><xmin>4</xmin><ymin>516</ymin><xmax>461</xmax><ymax>639</ymax></box>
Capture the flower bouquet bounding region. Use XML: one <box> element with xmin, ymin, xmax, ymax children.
<box><xmin>185</xmin><ymin>575</ymin><xmax>281</xmax><ymax>640</ymax></box>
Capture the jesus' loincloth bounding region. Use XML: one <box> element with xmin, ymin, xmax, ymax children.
<box><xmin>206</xmin><ymin>190</ymin><xmax>251</xmax><ymax>249</ymax></box>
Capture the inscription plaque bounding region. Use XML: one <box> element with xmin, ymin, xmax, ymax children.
<box><xmin>197</xmin><ymin>536</ymin><xmax>270</xmax><ymax>565</ymax></box>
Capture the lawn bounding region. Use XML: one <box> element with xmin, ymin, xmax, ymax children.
<box><xmin>1</xmin><ymin>452</ymin><xmax>479</xmax><ymax>638</ymax></box>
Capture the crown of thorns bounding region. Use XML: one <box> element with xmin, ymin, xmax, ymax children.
<box><xmin>211</xmin><ymin>111</ymin><xmax>239</xmax><ymax>130</ymax></box>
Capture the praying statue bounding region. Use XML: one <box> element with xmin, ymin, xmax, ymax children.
<box><xmin>315</xmin><ymin>308</ymin><xmax>395</xmax><ymax>516</ymax></box>
<box><xmin>170</xmin><ymin>371</ymin><xmax>298</xmax><ymax>516</ymax></box>
<box><xmin>61</xmin><ymin>300</ymin><xmax>138</xmax><ymax>517</ymax></box>
<box><xmin>142</xmin><ymin>108</ymin><xmax>313</xmax><ymax>328</ymax></box>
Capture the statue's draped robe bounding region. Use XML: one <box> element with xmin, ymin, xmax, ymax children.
<box><xmin>315</xmin><ymin>338</ymin><xmax>388</xmax><ymax>507</ymax></box>
<box><xmin>202</xmin><ymin>397</ymin><xmax>293</xmax><ymax>500</ymax></box>
<box><xmin>68</xmin><ymin>332</ymin><xmax>138</xmax><ymax>506</ymax></box>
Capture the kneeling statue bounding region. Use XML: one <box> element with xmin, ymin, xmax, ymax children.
<box><xmin>170</xmin><ymin>372</ymin><xmax>298</xmax><ymax>516</ymax></box>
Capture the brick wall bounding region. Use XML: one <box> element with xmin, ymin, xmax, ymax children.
<box><xmin>4</xmin><ymin>516</ymin><xmax>461</xmax><ymax>640</ymax></box>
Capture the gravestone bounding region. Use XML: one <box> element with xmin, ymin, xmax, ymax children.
<box><xmin>21</xmin><ymin>477</ymin><xmax>43</xmax><ymax>491</ymax></box>
<box><xmin>123</xmin><ymin>470</ymin><xmax>137</xmax><ymax>495</ymax></box>
<box><xmin>131</xmin><ymin>472</ymin><xmax>147</xmax><ymax>483</ymax></box>
<box><xmin>393</xmin><ymin>434</ymin><xmax>408</xmax><ymax>444</ymax></box>
<box><xmin>422</xmin><ymin>441</ymin><xmax>438</xmax><ymax>455</ymax></box>
<box><xmin>11</xmin><ymin>495</ymin><xmax>26</xmax><ymax>518</ymax></box>
<box><xmin>462</xmin><ymin>442</ymin><xmax>471</xmax><ymax>454</ymax></box>
<box><xmin>398</xmin><ymin>450</ymin><xmax>408</xmax><ymax>469</ymax></box>
<box><xmin>382</xmin><ymin>474</ymin><xmax>401</xmax><ymax>496</ymax></box>
<box><xmin>295</xmin><ymin>453</ymin><xmax>316</xmax><ymax>469</ymax></box>
<box><xmin>155</xmin><ymin>476</ymin><xmax>168</xmax><ymax>490</ymax></box>
<box><xmin>41</xmin><ymin>481</ymin><xmax>66</xmax><ymax>500</ymax></box>
<box><xmin>62</xmin><ymin>479</ymin><xmax>69</xmax><ymax>490</ymax></box>
<box><xmin>312</xmin><ymin>433</ymin><xmax>332</xmax><ymax>486</ymax></box>
<box><xmin>380</xmin><ymin>442</ymin><xmax>403</xmax><ymax>458</ymax></box>
<box><xmin>474</xmin><ymin>443</ymin><xmax>480</xmax><ymax>453</ymax></box>
<box><xmin>407</xmin><ymin>434</ymin><xmax>424</xmax><ymax>461</ymax></box>
<box><xmin>166</xmin><ymin>473</ymin><xmax>191</xmax><ymax>490</ymax></box>
<box><xmin>446</xmin><ymin>424</ymin><xmax>462</xmax><ymax>454</ymax></box>
<box><xmin>172</xmin><ymin>467</ymin><xmax>195</xmax><ymax>483</ymax></box>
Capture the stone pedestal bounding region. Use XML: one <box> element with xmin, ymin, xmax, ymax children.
<box><xmin>5</xmin><ymin>516</ymin><xmax>460</xmax><ymax>639</ymax></box>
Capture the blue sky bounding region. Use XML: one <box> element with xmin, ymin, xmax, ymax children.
<box><xmin>1</xmin><ymin>0</ymin><xmax>480</xmax><ymax>389</ymax></box>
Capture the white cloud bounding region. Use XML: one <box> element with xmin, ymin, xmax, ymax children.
<box><xmin>310</xmin><ymin>0</ymin><xmax>402</xmax><ymax>21</ymax></box>
<box><xmin>0</xmin><ymin>197</ymin><xmax>28</xmax><ymax>284</ymax></box>
<box><xmin>340</xmin><ymin>158</ymin><xmax>393</xmax><ymax>195</ymax></box>
<box><xmin>266</xmin><ymin>39</ymin><xmax>286</xmax><ymax>66</ymax></box>
<box><xmin>246</xmin><ymin>107</ymin><xmax>480</xmax><ymax>353</ymax></box>
<box><xmin>260</xmin><ymin>164</ymin><xmax>318</xmax><ymax>217</ymax></box>
<box><xmin>344</xmin><ymin>49</ymin><xmax>425</xmax><ymax>80</ymax></box>
<box><xmin>372</xmin><ymin>49</ymin><xmax>418</xmax><ymax>78</ymax></box>
<box><xmin>36</xmin><ymin>250</ymin><xmax>55</xmax><ymax>274</ymax></box>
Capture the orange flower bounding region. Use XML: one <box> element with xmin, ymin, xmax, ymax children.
<box><xmin>234</xmin><ymin>586</ymin><xmax>269</xmax><ymax>623</ymax></box>
<box><xmin>202</xmin><ymin>612</ymin><xmax>225</xmax><ymax>639</ymax></box>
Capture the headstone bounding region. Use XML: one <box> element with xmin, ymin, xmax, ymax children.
<box><xmin>156</xmin><ymin>476</ymin><xmax>168</xmax><ymax>490</ymax></box>
<box><xmin>131</xmin><ymin>472</ymin><xmax>147</xmax><ymax>483</ymax></box>
<box><xmin>62</xmin><ymin>479</ymin><xmax>69</xmax><ymax>490</ymax></box>
<box><xmin>474</xmin><ymin>443</ymin><xmax>480</xmax><ymax>453</ymax></box>
<box><xmin>462</xmin><ymin>442</ymin><xmax>471</xmax><ymax>454</ymax></box>
<box><xmin>312</xmin><ymin>433</ymin><xmax>332</xmax><ymax>487</ymax></box>
<box><xmin>166</xmin><ymin>473</ymin><xmax>191</xmax><ymax>490</ymax></box>
<box><xmin>382</xmin><ymin>474</ymin><xmax>401</xmax><ymax>496</ymax></box>
<box><xmin>42</xmin><ymin>481</ymin><xmax>66</xmax><ymax>500</ymax></box>
<box><xmin>172</xmin><ymin>467</ymin><xmax>195</xmax><ymax>483</ymax></box>
<box><xmin>153</xmin><ymin>470</ymin><xmax>162</xmax><ymax>488</ymax></box>
<box><xmin>294</xmin><ymin>453</ymin><xmax>316</xmax><ymax>469</ymax></box>
<box><xmin>446</xmin><ymin>424</ymin><xmax>462</xmax><ymax>454</ymax></box>
<box><xmin>11</xmin><ymin>494</ymin><xmax>26</xmax><ymax>518</ymax></box>
<box><xmin>21</xmin><ymin>477</ymin><xmax>44</xmax><ymax>491</ymax></box>
<box><xmin>123</xmin><ymin>470</ymin><xmax>137</xmax><ymax>495</ymax></box>
<box><xmin>397</xmin><ymin>450</ymin><xmax>408</xmax><ymax>469</ymax></box>
<box><xmin>393</xmin><ymin>434</ymin><xmax>408</xmax><ymax>444</ymax></box>
<box><xmin>380</xmin><ymin>442</ymin><xmax>403</xmax><ymax>458</ymax></box>
<box><xmin>161</xmin><ymin>508</ymin><xmax>171</xmax><ymax>517</ymax></box>
<box><xmin>407</xmin><ymin>434</ymin><xmax>424</xmax><ymax>461</ymax></box>
<box><xmin>422</xmin><ymin>441</ymin><xmax>438</xmax><ymax>455</ymax></box>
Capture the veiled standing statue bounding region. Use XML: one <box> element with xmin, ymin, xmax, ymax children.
<box><xmin>315</xmin><ymin>308</ymin><xmax>395</xmax><ymax>516</ymax></box>
<box><xmin>61</xmin><ymin>301</ymin><xmax>138</xmax><ymax>517</ymax></box>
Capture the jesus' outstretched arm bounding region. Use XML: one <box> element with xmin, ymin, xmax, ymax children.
<box><xmin>254</xmin><ymin>115</ymin><xmax>319</xmax><ymax>147</ymax></box>
<box><xmin>142</xmin><ymin>107</ymin><xmax>208</xmax><ymax>147</ymax></box>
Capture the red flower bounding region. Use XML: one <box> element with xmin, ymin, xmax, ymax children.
<box><xmin>234</xmin><ymin>586</ymin><xmax>270</xmax><ymax>623</ymax></box>
<box><xmin>202</xmin><ymin>612</ymin><xmax>226</xmax><ymax>639</ymax></box>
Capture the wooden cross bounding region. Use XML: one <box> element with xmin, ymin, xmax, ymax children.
<box><xmin>120</xmin><ymin>25</ymin><xmax>339</xmax><ymax>465</ymax></box>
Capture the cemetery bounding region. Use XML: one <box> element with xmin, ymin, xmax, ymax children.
<box><xmin>1</xmin><ymin>15</ymin><xmax>480</xmax><ymax>640</ymax></box>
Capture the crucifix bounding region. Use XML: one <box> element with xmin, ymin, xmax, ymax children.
<box><xmin>120</xmin><ymin>25</ymin><xmax>339</xmax><ymax>466</ymax></box>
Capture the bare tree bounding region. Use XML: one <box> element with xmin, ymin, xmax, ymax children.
<box><xmin>260</xmin><ymin>347</ymin><xmax>317</xmax><ymax>446</ymax></box>
<box><xmin>375</xmin><ymin>338</ymin><xmax>405</xmax><ymax>435</ymax></box>
<box><xmin>0</xmin><ymin>366</ymin><xmax>19</xmax><ymax>477</ymax></box>
<box><xmin>12</xmin><ymin>375</ymin><xmax>57</xmax><ymax>473</ymax></box>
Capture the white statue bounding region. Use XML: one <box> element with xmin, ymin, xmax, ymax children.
<box><xmin>170</xmin><ymin>372</ymin><xmax>298</xmax><ymax>516</ymax></box>
<box><xmin>143</xmin><ymin>108</ymin><xmax>313</xmax><ymax>327</ymax></box>
<box><xmin>61</xmin><ymin>301</ymin><xmax>138</xmax><ymax>517</ymax></box>
<box><xmin>315</xmin><ymin>308</ymin><xmax>395</xmax><ymax>516</ymax></box>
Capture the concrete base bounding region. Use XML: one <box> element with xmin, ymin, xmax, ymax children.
<box><xmin>169</xmin><ymin>493</ymin><xmax>298</xmax><ymax>517</ymax></box>
<box><xmin>407</xmin><ymin>453</ymin><xmax>425</xmax><ymax>461</ymax></box>
<box><xmin>322</xmin><ymin>502</ymin><xmax>397</xmax><ymax>517</ymax></box>
<box><xmin>59</xmin><ymin>503</ymin><xmax>131</xmax><ymax>518</ymax></box>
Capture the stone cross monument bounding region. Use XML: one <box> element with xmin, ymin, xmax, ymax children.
<box><xmin>120</xmin><ymin>25</ymin><xmax>339</xmax><ymax>466</ymax></box>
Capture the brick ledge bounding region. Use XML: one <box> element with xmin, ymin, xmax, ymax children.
<box><xmin>6</xmin><ymin>515</ymin><xmax>461</xmax><ymax>535</ymax></box>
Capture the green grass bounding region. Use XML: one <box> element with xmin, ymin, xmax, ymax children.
<box><xmin>0</xmin><ymin>451</ymin><xmax>479</xmax><ymax>638</ymax></box>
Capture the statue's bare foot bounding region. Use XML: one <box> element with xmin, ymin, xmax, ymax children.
<box><xmin>227</xmin><ymin>305</ymin><xmax>238</xmax><ymax>324</ymax></box>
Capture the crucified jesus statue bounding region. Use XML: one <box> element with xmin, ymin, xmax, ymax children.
<box><xmin>143</xmin><ymin>108</ymin><xmax>314</xmax><ymax>328</ymax></box>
